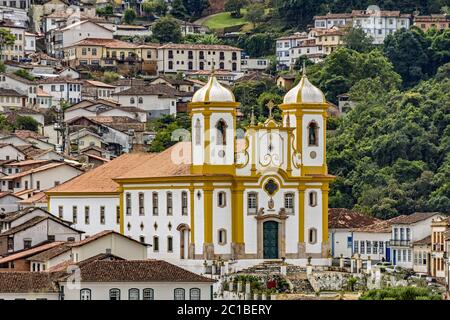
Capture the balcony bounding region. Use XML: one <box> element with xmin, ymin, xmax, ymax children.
<box><xmin>432</xmin><ymin>244</ymin><xmax>445</xmax><ymax>252</ymax></box>
<box><xmin>389</xmin><ymin>239</ymin><xmax>411</xmax><ymax>247</ymax></box>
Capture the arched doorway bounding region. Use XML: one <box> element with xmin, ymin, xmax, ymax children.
<box><xmin>177</xmin><ymin>224</ymin><xmax>190</xmax><ymax>259</ymax></box>
<box><xmin>263</xmin><ymin>221</ymin><xmax>279</xmax><ymax>259</ymax></box>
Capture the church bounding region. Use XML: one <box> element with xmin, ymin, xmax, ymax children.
<box><xmin>47</xmin><ymin>71</ymin><xmax>335</xmax><ymax>267</ymax></box>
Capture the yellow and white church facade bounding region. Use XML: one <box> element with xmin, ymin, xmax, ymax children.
<box><xmin>47</xmin><ymin>71</ymin><xmax>335</xmax><ymax>267</ymax></box>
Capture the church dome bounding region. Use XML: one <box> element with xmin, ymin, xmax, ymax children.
<box><xmin>283</xmin><ymin>74</ymin><xmax>326</xmax><ymax>104</ymax></box>
<box><xmin>192</xmin><ymin>75</ymin><xmax>235</xmax><ymax>103</ymax></box>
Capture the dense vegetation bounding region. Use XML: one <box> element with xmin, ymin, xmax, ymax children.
<box><xmin>360</xmin><ymin>286</ymin><xmax>442</xmax><ymax>300</ymax></box>
<box><xmin>327</xmin><ymin>63</ymin><xmax>450</xmax><ymax>218</ymax></box>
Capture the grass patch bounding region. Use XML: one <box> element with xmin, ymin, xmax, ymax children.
<box><xmin>203</xmin><ymin>11</ymin><xmax>249</xmax><ymax>30</ymax></box>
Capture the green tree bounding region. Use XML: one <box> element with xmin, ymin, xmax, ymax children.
<box><xmin>143</xmin><ymin>0</ymin><xmax>168</xmax><ymax>16</ymax></box>
<box><xmin>96</xmin><ymin>4</ymin><xmax>113</xmax><ymax>16</ymax></box>
<box><xmin>152</xmin><ymin>16</ymin><xmax>182</xmax><ymax>43</ymax></box>
<box><xmin>343</xmin><ymin>27</ymin><xmax>374</xmax><ymax>53</ymax></box>
<box><xmin>170</xmin><ymin>0</ymin><xmax>188</xmax><ymax>19</ymax></box>
<box><xmin>15</xmin><ymin>116</ymin><xmax>39</xmax><ymax>132</ymax></box>
<box><xmin>225</xmin><ymin>0</ymin><xmax>249</xmax><ymax>18</ymax></box>
<box><xmin>308</xmin><ymin>48</ymin><xmax>401</xmax><ymax>103</ymax></box>
<box><xmin>245</xmin><ymin>3</ymin><xmax>265</xmax><ymax>27</ymax></box>
<box><xmin>360</xmin><ymin>287</ymin><xmax>442</xmax><ymax>300</ymax></box>
<box><xmin>293</xmin><ymin>55</ymin><xmax>314</xmax><ymax>71</ymax></box>
<box><xmin>14</xmin><ymin>69</ymin><xmax>35</xmax><ymax>81</ymax></box>
<box><xmin>123</xmin><ymin>8</ymin><xmax>137</xmax><ymax>24</ymax></box>
<box><xmin>383</xmin><ymin>28</ymin><xmax>430</xmax><ymax>88</ymax></box>
<box><xmin>102</xmin><ymin>71</ymin><xmax>120</xmax><ymax>84</ymax></box>
<box><xmin>0</xmin><ymin>28</ymin><xmax>15</xmax><ymax>57</ymax></box>
<box><xmin>182</xmin><ymin>0</ymin><xmax>209</xmax><ymax>20</ymax></box>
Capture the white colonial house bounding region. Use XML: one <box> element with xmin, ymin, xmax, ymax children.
<box><xmin>47</xmin><ymin>20</ymin><xmax>114</xmax><ymax>58</ymax></box>
<box><xmin>37</xmin><ymin>77</ymin><xmax>83</xmax><ymax>106</ymax></box>
<box><xmin>313</xmin><ymin>6</ymin><xmax>411</xmax><ymax>44</ymax></box>
<box><xmin>47</xmin><ymin>71</ymin><xmax>335</xmax><ymax>272</ymax></box>
<box><xmin>389</xmin><ymin>212</ymin><xmax>444</xmax><ymax>269</ymax></box>
<box><xmin>157</xmin><ymin>44</ymin><xmax>242</xmax><ymax>75</ymax></box>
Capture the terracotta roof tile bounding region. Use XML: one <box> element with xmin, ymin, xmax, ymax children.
<box><xmin>67</xmin><ymin>260</ymin><xmax>215</xmax><ymax>283</ymax></box>
<box><xmin>413</xmin><ymin>235</ymin><xmax>432</xmax><ymax>246</ymax></box>
<box><xmin>46</xmin><ymin>153</ymin><xmax>157</xmax><ymax>194</ymax></box>
<box><xmin>0</xmin><ymin>242</ymin><xmax>64</xmax><ymax>264</ymax></box>
<box><xmin>389</xmin><ymin>212</ymin><xmax>442</xmax><ymax>225</ymax></box>
<box><xmin>26</xmin><ymin>244</ymin><xmax>71</xmax><ymax>262</ymax></box>
<box><xmin>0</xmin><ymin>272</ymin><xmax>59</xmax><ymax>293</ymax></box>
<box><xmin>328</xmin><ymin>208</ymin><xmax>380</xmax><ymax>229</ymax></box>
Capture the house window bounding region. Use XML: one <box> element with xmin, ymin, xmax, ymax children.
<box><xmin>218</xmin><ymin>229</ymin><xmax>227</xmax><ymax>245</ymax></box>
<box><xmin>128</xmin><ymin>288</ymin><xmax>139</xmax><ymax>300</ymax></box>
<box><xmin>174</xmin><ymin>288</ymin><xmax>185</xmax><ymax>300</ymax></box>
<box><xmin>360</xmin><ymin>241</ymin><xmax>365</xmax><ymax>254</ymax></box>
<box><xmin>84</xmin><ymin>206</ymin><xmax>90</xmax><ymax>224</ymax></box>
<box><xmin>138</xmin><ymin>97</ymin><xmax>143</xmax><ymax>104</ymax></box>
<box><xmin>284</xmin><ymin>193</ymin><xmax>294</xmax><ymax>213</ymax></box>
<box><xmin>116</xmin><ymin>206</ymin><xmax>120</xmax><ymax>224</ymax></box>
<box><xmin>379</xmin><ymin>241</ymin><xmax>384</xmax><ymax>254</ymax></box>
<box><xmin>199</xmin><ymin>61</ymin><xmax>204</xmax><ymax>70</ymax></box>
<box><xmin>80</xmin><ymin>289</ymin><xmax>91</xmax><ymax>300</ymax></box>
<box><xmin>130</xmin><ymin>97</ymin><xmax>135</xmax><ymax>104</ymax></box>
<box><xmin>190</xmin><ymin>288</ymin><xmax>201</xmax><ymax>300</ymax></box>
<box><xmin>143</xmin><ymin>288</ymin><xmax>154</xmax><ymax>300</ymax></box>
<box><xmin>109</xmin><ymin>289</ymin><xmax>120</xmax><ymax>300</ymax></box>
<box><xmin>7</xmin><ymin>238</ymin><xmax>13</xmax><ymax>251</ymax></box>
<box><xmin>353</xmin><ymin>240</ymin><xmax>359</xmax><ymax>253</ymax></box>
<box><xmin>167</xmin><ymin>236</ymin><xmax>173</xmax><ymax>252</ymax></box>
<box><xmin>308</xmin><ymin>228</ymin><xmax>317</xmax><ymax>244</ymax></box>
<box><xmin>100</xmin><ymin>206</ymin><xmax>105</xmax><ymax>224</ymax></box>
<box><xmin>400</xmin><ymin>228</ymin><xmax>405</xmax><ymax>240</ymax></box>
<box><xmin>126</xmin><ymin>193</ymin><xmax>131</xmax><ymax>215</ymax></box>
<box><xmin>182</xmin><ymin>191</ymin><xmax>188</xmax><ymax>215</ymax></box>
<box><xmin>58</xmin><ymin>206</ymin><xmax>63</xmax><ymax>219</ymax></box>
<box><xmin>307</xmin><ymin>121</ymin><xmax>319</xmax><ymax>146</ymax></box>
<box><xmin>167</xmin><ymin>192</ymin><xmax>173</xmax><ymax>215</ymax></box>
<box><xmin>393</xmin><ymin>228</ymin><xmax>398</xmax><ymax>240</ymax></box>
<box><xmin>217</xmin><ymin>192</ymin><xmax>226</xmax><ymax>207</ymax></box>
<box><xmin>215</xmin><ymin>119</ymin><xmax>227</xmax><ymax>145</ymax></box>
<box><xmin>153</xmin><ymin>236</ymin><xmax>159</xmax><ymax>252</ymax></box>
<box><xmin>168</xmin><ymin>61</ymin><xmax>173</xmax><ymax>69</ymax></box>
<box><xmin>247</xmin><ymin>192</ymin><xmax>258</xmax><ymax>214</ymax></box>
<box><xmin>373</xmin><ymin>241</ymin><xmax>378</xmax><ymax>254</ymax></box>
<box><xmin>195</xmin><ymin>119</ymin><xmax>201</xmax><ymax>146</ymax></box>
<box><xmin>72</xmin><ymin>206</ymin><xmax>77</xmax><ymax>224</ymax></box>
<box><xmin>36</xmin><ymin>181</ymin><xmax>40</xmax><ymax>190</ymax></box>
<box><xmin>406</xmin><ymin>228</ymin><xmax>410</xmax><ymax>241</ymax></box>
<box><xmin>139</xmin><ymin>192</ymin><xmax>144</xmax><ymax>215</ymax></box>
<box><xmin>366</xmin><ymin>241</ymin><xmax>372</xmax><ymax>254</ymax></box>
<box><xmin>23</xmin><ymin>239</ymin><xmax>32</xmax><ymax>249</ymax></box>
<box><xmin>308</xmin><ymin>191</ymin><xmax>317</xmax><ymax>207</ymax></box>
<box><xmin>152</xmin><ymin>192</ymin><xmax>158</xmax><ymax>215</ymax></box>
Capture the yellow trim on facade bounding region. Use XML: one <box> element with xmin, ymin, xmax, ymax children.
<box><xmin>231</xmin><ymin>182</ymin><xmax>245</xmax><ymax>244</ymax></box>
<box><xmin>191</xmin><ymin>165</ymin><xmax>235</xmax><ymax>175</ymax></box>
<box><xmin>118</xmin><ymin>186</ymin><xmax>124</xmax><ymax>234</ymax></box>
<box><xmin>189</xmin><ymin>186</ymin><xmax>195</xmax><ymax>243</ymax></box>
<box><xmin>322</xmin><ymin>183</ymin><xmax>329</xmax><ymax>242</ymax></box>
<box><xmin>298</xmin><ymin>185</ymin><xmax>306</xmax><ymax>242</ymax></box>
<box><xmin>203</xmin><ymin>183</ymin><xmax>214</xmax><ymax>243</ymax></box>
<box><xmin>302</xmin><ymin>165</ymin><xmax>327</xmax><ymax>175</ymax></box>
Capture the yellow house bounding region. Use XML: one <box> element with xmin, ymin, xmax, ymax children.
<box><xmin>413</xmin><ymin>15</ymin><xmax>450</xmax><ymax>32</ymax></box>
<box><xmin>310</xmin><ymin>26</ymin><xmax>345</xmax><ymax>55</ymax></box>
<box><xmin>63</xmin><ymin>38</ymin><xmax>158</xmax><ymax>74</ymax></box>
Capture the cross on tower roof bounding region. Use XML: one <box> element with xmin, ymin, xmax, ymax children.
<box><xmin>267</xmin><ymin>100</ymin><xmax>275</xmax><ymax>119</ymax></box>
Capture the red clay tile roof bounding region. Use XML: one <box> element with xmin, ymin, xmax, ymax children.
<box><xmin>0</xmin><ymin>272</ymin><xmax>59</xmax><ymax>293</ymax></box>
<box><xmin>46</xmin><ymin>153</ymin><xmax>157</xmax><ymax>194</ymax></box>
<box><xmin>352</xmin><ymin>217</ymin><xmax>398</xmax><ymax>233</ymax></box>
<box><xmin>389</xmin><ymin>212</ymin><xmax>442</xmax><ymax>225</ymax></box>
<box><xmin>0</xmin><ymin>242</ymin><xmax>64</xmax><ymax>264</ymax></box>
<box><xmin>65</xmin><ymin>260</ymin><xmax>215</xmax><ymax>283</ymax></box>
<box><xmin>68</xmin><ymin>230</ymin><xmax>146</xmax><ymax>248</ymax></box>
<box><xmin>0</xmin><ymin>216</ymin><xmax>83</xmax><ymax>236</ymax></box>
<box><xmin>413</xmin><ymin>235</ymin><xmax>432</xmax><ymax>246</ymax></box>
<box><xmin>0</xmin><ymin>163</ymin><xmax>68</xmax><ymax>181</ymax></box>
<box><xmin>328</xmin><ymin>208</ymin><xmax>380</xmax><ymax>229</ymax></box>
<box><xmin>26</xmin><ymin>244</ymin><xmax>71</xmax><ymax>262</ymax></box>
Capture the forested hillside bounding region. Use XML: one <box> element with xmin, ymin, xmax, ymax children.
<box><xmin>327</xmin><ymin>63</ymin><xmax>450</xmax><ymax>218</ymax></box>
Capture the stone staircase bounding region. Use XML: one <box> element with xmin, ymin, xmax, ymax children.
<box><xmin>234</xmin><ymin>260</ymin><xmax>314</xmax><ymax>293</ymax></box>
